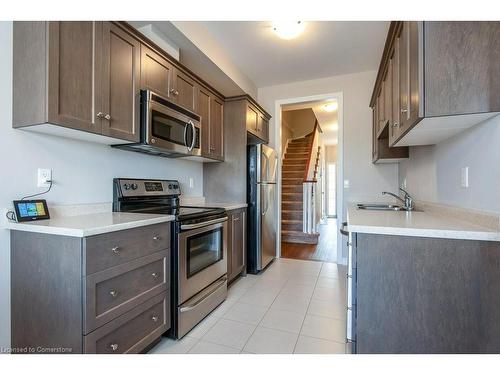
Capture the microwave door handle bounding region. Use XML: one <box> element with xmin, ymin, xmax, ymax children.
<box><xmin>183</xmin><ymin>122</ymin><xmax>188</xmax><ymax>148</ymax></box>
<box><xmin>189</xmin><ymin>121</ymin><xmax>196</xmax><ymax>151</ymax></box>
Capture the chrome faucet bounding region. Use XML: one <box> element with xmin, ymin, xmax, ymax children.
<box><xmin>382</xmin><ymin>188</ymin><xmax>414</xmax><ymax>211</ymax></box>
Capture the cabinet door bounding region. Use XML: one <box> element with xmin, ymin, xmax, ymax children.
<box><xmin>408</xmin><ymin>22</ymin><xmax>422</xmax><ymax>126</ymax></box>
<box><xmin>258</xmin><ymin>114</ymin><xmax>269</xmax><ymax>143</ymax></box>
<box><xmin>372</xmin><ymin>106</ymin><xmax>378</xmax><ymax>162</ymax></box>
<box><xmin>399</xmin><ymin>22</ymin><xmax>410</xmax><ymax>131</ymax></box>
<box><xmin>209</xmin><ymin>96</ymin><xmax>224</xmax><ymax>160</ymax></box>
<box><xmin>231</xmin><ymin>210</ymin><xmax>246</xmax><ymax>278</ymax></box>
<box><xmin>384</xmin><ymin>61</ymin><xmax>392</xmax><ymax>130</ymax></box>
<box><xmin>377</xmin><ymin>83</ymin><xmax>385</xmax><ymax>132</ymax></box>
<box><xmin>140</xmin><ymin>45</ymin><xmax>174</xmax><ymax>99</ymax></box>
<box><xmin>246</xmin><ymin>103</ymin><xmax>259</xmax><ymax>136</ymax></box>
<box><xmin>47</xmin><ymin>21</ymin><xmax>102</xmax><ymax>134</ymax></box>
<box><xmin>198</xmin><ymin>86</ymin><xmax>211</xmax><ymax>158</ymax></box>
<box><xmin>172</xmin><ymin>68</ymin><xmax>197</xmax><ymax>112</ymax></box>
<box><xmin>226</xmin><ymin>211</ymin><xmax>234</xmax><ymax>281</ymax></box>
<box><xmin>390</xmin><ymin>38</ymin><xmax>401</xmax><ymax>145</ymax></box>
<box><xmin>101</xmin><ymin>23</ymin><xmax>141</xmax><ymax>142</ymax></box>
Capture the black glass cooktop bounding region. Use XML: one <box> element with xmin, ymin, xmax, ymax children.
<box><xmin>129</xmin><ymin>205</ymin><xmax>225</xmax><ymax>221</ymax></box>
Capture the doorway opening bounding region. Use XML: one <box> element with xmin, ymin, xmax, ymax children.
<box><xmin>276</xmin><ymin>94</ymin><xmax>343</xmax><ymax>264</ymax></box>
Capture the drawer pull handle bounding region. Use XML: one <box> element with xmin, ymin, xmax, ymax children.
<box><xmin>152</xmin><ymin>316</ymin><xmax>159</xmax><ymax>322</ymax></box>
<box><xmin>111</xmin><ymin>246</ymin><xmax>120</xmax><ymax>254</ymax></box>
<box><xmin>151</xmin><ymin>272</ymin><xmax>159</xmax><ymax>279</ymax></box>
<box><xmin>110</xmin><ymin>343</ymin><xmax>119</xmax><ymax>351</ymax></box>
<box><xmin>153</xmin><ymin>236</ymin><xmax>160</xmax><ymax>241</ymax></box>
<box><xmin>109</xmin><ymin>290</ymin><xmax>118</xmax><ymax>298</ymax></box>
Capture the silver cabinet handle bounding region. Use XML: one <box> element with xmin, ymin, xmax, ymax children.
<box><xmin>153</xmin><ymin>235</ymin><xmax>160</xmax><ymax>241</ymax></box>
<box><xmin>233</xmin><ymin>217</ymin><xmax>240</xmax><ymax>222</ymax></box>
<box><xmin>169</xmin><ymin>89</ymin><xmax>179</xmax><ymax>96</ymax></box>
<box><xmin>151</xmin><ymin>316</ymin><xmax>159</xmax><ymax>322</ymax></box>
<box><xmin>96</xmin><ymin>112</ymin><xmax>104</xmax><ymax>119</ymax></box>
<box><xmin>111</xmin><ymin>246</ymin><xmax>120</xmax><ymax>254</ymax></box>
<box><xmin>110</xmin><ymin>343</ymin><xmax>118</xmax><ymax>351</ymax></box>
<box><xmin>392</xmin><ymin>122</ymin><xmax>399</xmax><ymax>128</ymax></box>
<box><xmin>401</xmin><ymin>108</ymin><xmax>408</xmax><ymax>113</ymax></box>
<box><xmin>109</xmin><ymin>290</ymin><xmax>118</xmax><ymax>298</ymax></box>
<box><xmin>151</xmin><ymin>272</ymin><xmax>158</xmax><ymax>279</ymax></box>
<box><xmin>104</xmin><ymin>114</ymin><xmax>111</xmax><ymax>120</ymax></box>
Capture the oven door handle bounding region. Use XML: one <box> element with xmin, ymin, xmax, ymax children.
<box><xmin>179</xmin><ymin>276</ymin><xmax>227</xmax><ymax>313</ymax></box>
<box><xmin>180</xmin><ymin>217</ymin><xmax>228</xmax><ymax>230</ymax></box>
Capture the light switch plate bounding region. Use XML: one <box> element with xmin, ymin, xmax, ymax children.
<box><xmin>344</xmin><ymin>180</ymin><xmax>350</xmax><ymax>189</ymax></box>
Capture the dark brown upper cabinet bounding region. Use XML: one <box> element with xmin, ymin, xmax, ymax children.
<box><xmin>240</xmin><ymin>98</ymin><xmax>270</xmax><ymax>144</ymax></box>
<box><xmin>13</xmin><ymin>21</ymin><xmax>141</xmax><ymax>143</ymax></box>
<box><xmin>172</xmin><ymin>68</ymin><xmax>198</xmax><ymax>112</ymax></box>
<box><xmin>101</xmin><ymin>23</ymin><xmax>141</xmax><ymax>142</ymax></box>
<box><xmin>371</xmin><ymin>21</ymin><xmax>500</xmax><ymax>149</ymax></box>
<box><xmin>140</xmin><ymin>45</ymin><xmax>174</xmax><ymax>99</ymax></box>
<box><xmin>197</xmin><ymin>85</ymin><xmax>224</xmax><ymax>161</ymax></box>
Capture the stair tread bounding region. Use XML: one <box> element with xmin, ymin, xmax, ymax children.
<box><xmin>281</xmin><ymin>230</ymin><xmax>319</xmax><ymax>237</ymax></box>
<box><xmin>281</xmin><ymin>219</ymin><xmax>303</xmax><ymax>224</ymax></box>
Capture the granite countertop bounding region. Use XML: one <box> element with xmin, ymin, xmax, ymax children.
<box><xmin>5</xmin><ymin>212</ymin><xmax>175</xmax><ymax>237</ymax></box>
<box><xmin>347</xmin><ymin>202</ymin><xmax>500</xmax><ymax>241</ymax></box>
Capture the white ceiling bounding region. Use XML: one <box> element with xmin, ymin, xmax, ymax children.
<box><xmin>200</xmin><ymin>21</ymin><xmax>390</xmax><ymax>87</ymax></box>
<box><xmin>283</xmin><ymin>99</ymin><xmax>338</xmax><ymax>145</ymax></box>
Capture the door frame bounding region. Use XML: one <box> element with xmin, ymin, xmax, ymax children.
<box><xmin>274</xmin><ymin>92</ymin><xmax>345</xmax><ymax>265</ymax></box>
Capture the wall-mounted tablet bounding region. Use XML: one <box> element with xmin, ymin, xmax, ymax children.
<box><xmin>13</xmin><ymin>200</ymin><xmax>50</xmax><ymax>222</ymax></box>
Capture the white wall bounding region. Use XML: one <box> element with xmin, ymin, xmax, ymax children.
<box><xmin>258</xmin><ymin>70</ymin><xmax>399</xmax><ymax>203</ymax></box>
<box><xmin>0</xmin><ymin>21</ymin><xmax>204</xmax><ymax>350</ymax></box>
<box><xmin>399</xmin><ymin>115</ymin><xmax>500</xmax><ymax>213</ymax></box>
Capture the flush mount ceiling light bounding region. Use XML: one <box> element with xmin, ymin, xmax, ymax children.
<box><xmin>272</xmin><ymin>21</ymin><xmax>306</xmax><ymax>40</ymax></box>
<box><xmin>323</xmin><ymin>102</ymin><xmax>338</xmax><ymax>112</ymax></box>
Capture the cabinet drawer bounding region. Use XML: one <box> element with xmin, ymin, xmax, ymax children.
<box><xmin>84</xmin><ymin>223</ymin><xmax>170</xmax><ymax>275</ymax></box>
<box><xmin>84</xmin><ymin>251</ymin><xmax>169</xmax><ymax>333</ymax></box>
<box><xmin>84</xmin><ymin>292</ymin><xmax>169</xmax><ymax>354</ymax></box>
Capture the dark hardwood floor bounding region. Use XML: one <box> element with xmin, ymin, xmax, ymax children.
<box><xmin>281</xmin><ymin>219</ymin><xmax>337</xmax><ymax>263</ymax></box>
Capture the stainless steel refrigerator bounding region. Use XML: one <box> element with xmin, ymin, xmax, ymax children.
<box><xmin>247</xmin><ymin>144</ymin><xmax>277</xmax><ymax>274</ymax></box>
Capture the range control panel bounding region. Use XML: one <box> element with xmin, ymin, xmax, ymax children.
<box><xmin>116</xmin><ymin>179</ymin><xmax>181</xmax><ymax>197</ymax></box>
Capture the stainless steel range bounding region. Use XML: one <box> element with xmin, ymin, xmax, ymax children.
<box><xmin>113</xmin><ymin>178</ymin><xmax>228</xmax><ymax>339</ymax></box>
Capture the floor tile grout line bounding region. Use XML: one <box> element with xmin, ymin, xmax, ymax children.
<box><xmin>292</xmin><ymin>261</ymin><xmax>323</xmax><ymax>353</ymax></box>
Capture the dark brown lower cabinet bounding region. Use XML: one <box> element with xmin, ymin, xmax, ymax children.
<box><xmin>10</xmin><ymin>224</ymin><xmax>171</xmax><ymax>354</ymax></box>
<box><xmin>354</xmin><ymin>233</ymin><xmax>500</xmax><ymax>353</ymax></box>
<box><xmin>226</xmin><ymin>208</ymin><xmax>247</xmax><ymax>282</ymax></box>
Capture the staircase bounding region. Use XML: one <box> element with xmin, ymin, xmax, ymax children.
<box><xmin>281</xmin><ymin>134</ymin><xmax>320</xmax><ymax>244</ymax></box>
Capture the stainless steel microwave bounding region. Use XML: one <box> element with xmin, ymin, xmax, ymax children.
<box><xmin>113</xmin><ymin>90</ymin><xmax>201</xmax><ymax>158</ymax></box>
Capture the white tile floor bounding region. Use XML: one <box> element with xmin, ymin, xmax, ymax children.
<box><xmin>149</xmin><ymin>258</ymin><xmax>348</xmax><ymax>354</ymax></box>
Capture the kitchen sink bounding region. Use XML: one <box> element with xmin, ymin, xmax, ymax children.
<box><xmin>357</xmin><ymin>203</ymin><xmax>406</xmax><ymax>211</ymax></box>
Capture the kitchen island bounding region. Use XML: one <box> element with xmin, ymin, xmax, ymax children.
<box><xmin>346</xmin><ymin>202</ymin><xmax>500</xmax><ymax>353</ymax></box>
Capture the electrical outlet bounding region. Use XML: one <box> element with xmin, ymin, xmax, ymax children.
<box><xmin>37</xmin><ymin>168</ymin><xmax>52</xmax><ymax>188</ymax></box>
<box><xmin>461</xmin><ymin>167</ymin><xmax>469</xmax><ymax>188</ymax></box>
<box><xmin>189</xmin><ymin>178</ymin><xmax>194</xmax><ymax>189</ymax></box>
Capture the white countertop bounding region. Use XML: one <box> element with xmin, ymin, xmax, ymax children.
<box><xmin>5</xmin><ymin>212</ymin><xmax>175</xmax><ymax>237</ymax></box>
<box><xmin>347</xmin><ymin>203</ymin><xmax>500</xmax><ymax>241</ymax></box>
<box><xmin>197</xmin><ymin>202</ymin><xmax>248</xmax><ymax>211</ymax></box>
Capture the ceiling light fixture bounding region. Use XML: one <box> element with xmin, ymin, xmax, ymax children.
<box><xmin>272</xmin><ymin>21</ymin><xmax>306</xmax><ymax>40</ymax></box>
<box><xmin>323</xmin><ymin>102</ymin><xmax>338</xmax><ymax>112</ymax></box>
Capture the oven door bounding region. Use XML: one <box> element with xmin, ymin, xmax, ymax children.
<box><xmin>177</xmin><ymin>217</ymin><xmax>228</xmax><ymax>304</ymax></box>
<box><xmin>144</xmin><ymin>95</ymin><xmax>201</xmax><ymax>156</ymax></box>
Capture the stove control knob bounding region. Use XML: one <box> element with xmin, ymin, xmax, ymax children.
<box><xmin>131</xmin><ymin>183</ymin><xmax>138</xmax><ymax>190</ymax></box>
<box><xmin>168</xmin><ymin>184</ymin><xmax>173</xmax><ymax>189</ymax></box>
<box><xmin>123</xmin><ymin>183</ymin><xmax>131</xmax><ymax>190</ymax></box>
